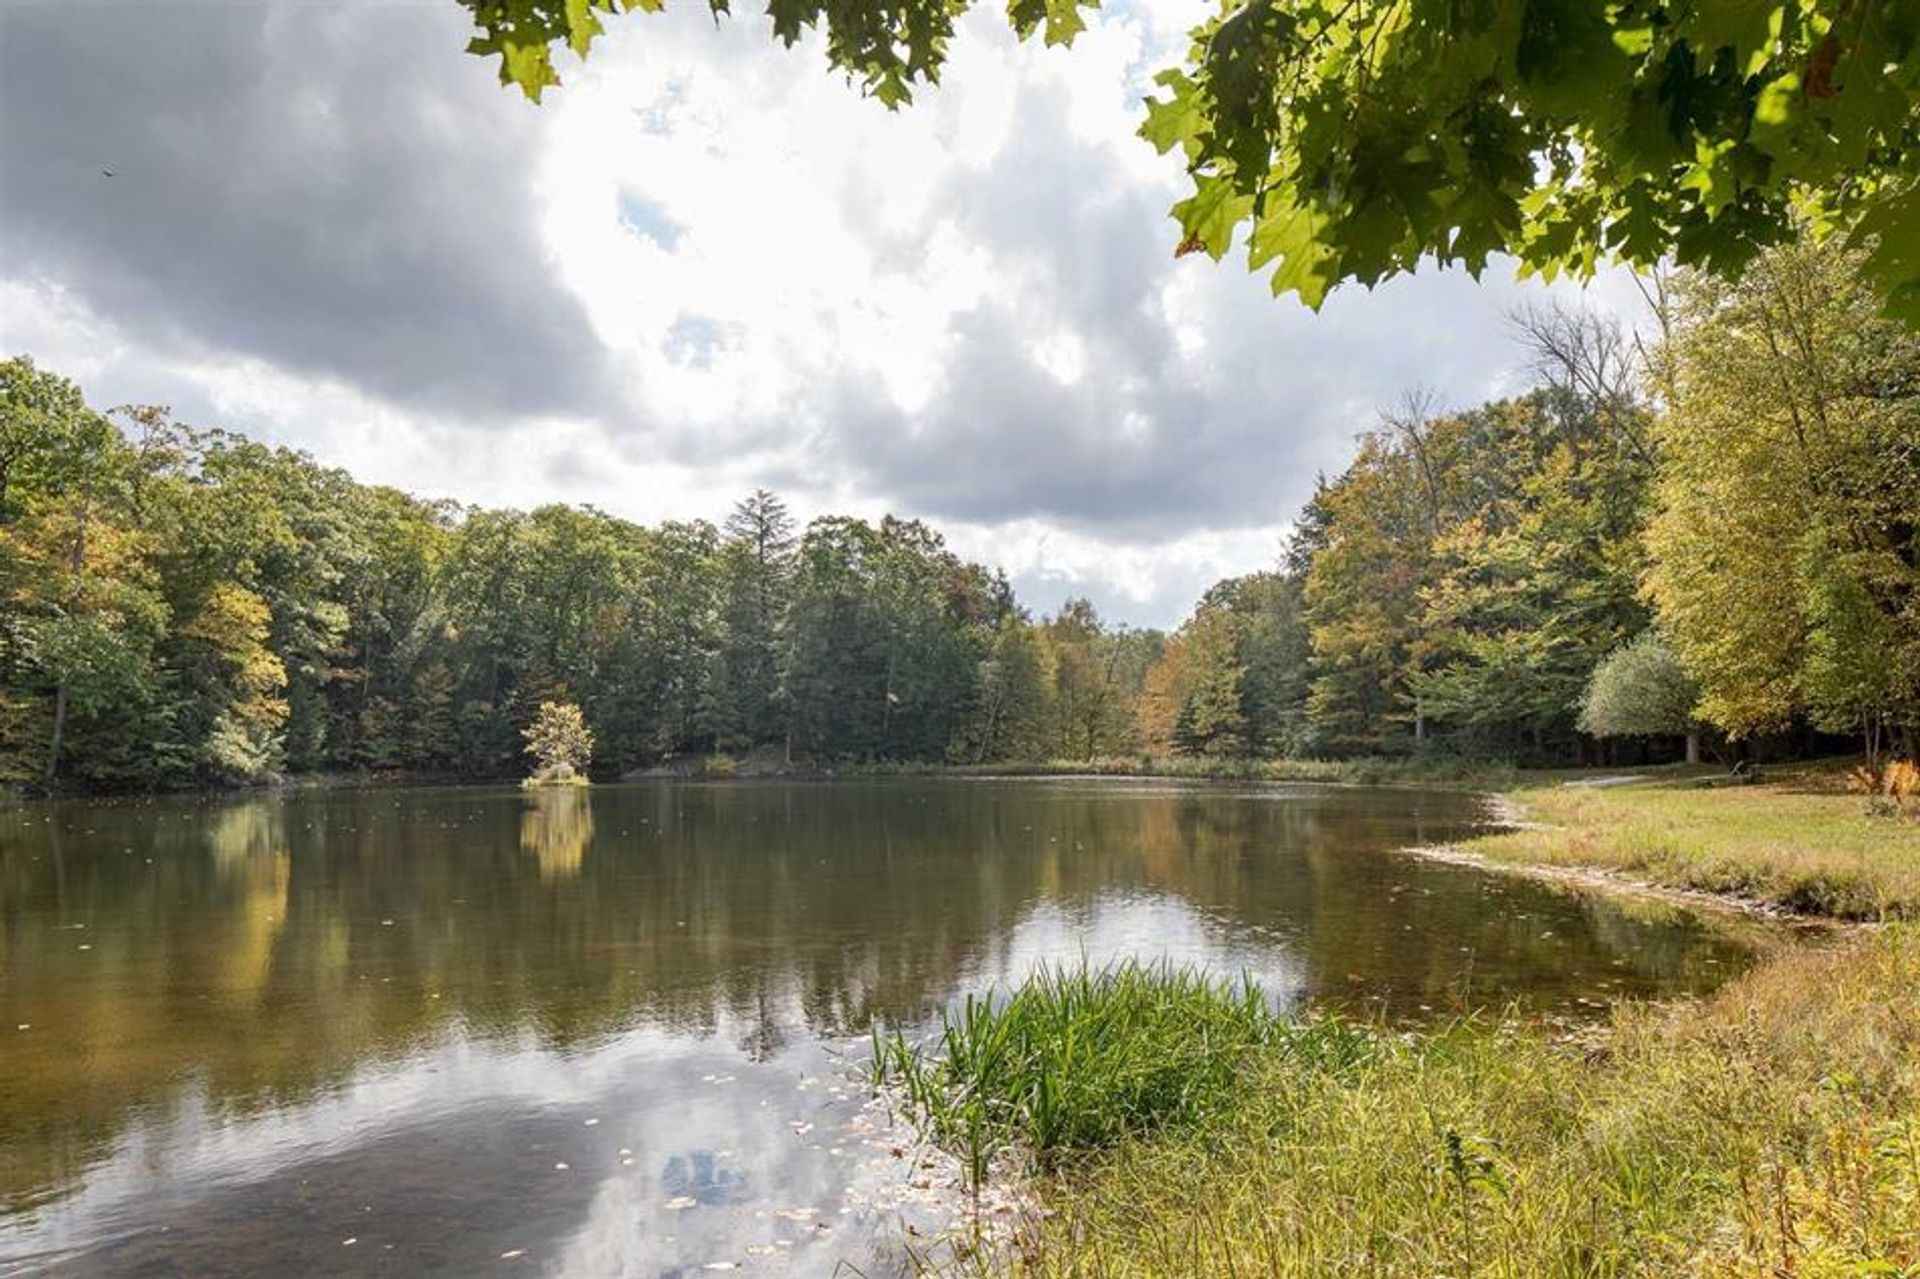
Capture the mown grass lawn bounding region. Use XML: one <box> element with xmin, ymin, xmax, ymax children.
<box><xmin>1472</xmin><ymin>767</ymin><xmax>1920</xmax><ymax>919</ymax></box>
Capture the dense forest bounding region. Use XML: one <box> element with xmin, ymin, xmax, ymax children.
<box><xmin>3</xmin><ymin>238</ymin><xmax>1916</xmax><ymax>791</ymax></box>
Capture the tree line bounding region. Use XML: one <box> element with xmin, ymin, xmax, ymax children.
<box><xmin>1149</xmin><ymin>237</ymin><xmax>1918</xmax><ymax>767</ymax></box>
<box><xmin>2</xmin><ymin>239</ymin><xmax>1915</xmax><ymax>791</ymax></box>
<box><xmin>0</xmin><ymin>391</ymin><xmax>1162</xmax><ymax>788</ymax></box>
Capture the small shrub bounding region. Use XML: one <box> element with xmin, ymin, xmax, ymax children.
<box><xmin>522</xmin><ymin>701</ymin><xmax>593</xmax><ymax>779</ymax></box>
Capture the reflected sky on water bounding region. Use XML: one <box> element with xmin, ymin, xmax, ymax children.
<box><xmin>0</xmin><ymin>779</ymin><xmax>1769</xmax><ymax>1276</ymax></box>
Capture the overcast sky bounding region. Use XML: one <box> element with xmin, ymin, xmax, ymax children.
<box><xmin>0</xmin><ymin>0</ymin><xmax>1642</xmax><ymax>628</ymax></box>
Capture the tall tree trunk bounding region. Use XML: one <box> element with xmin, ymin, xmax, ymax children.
<box><xmin>44</xmin><ymin>682</ymin><xmax>69</xmax><ymax>787</ymax></box>
<box><xmin>43</xmin><ymin>487</ymin><xmax>90</xmax><ymax>788</ymax></box>
<box><xmin>1685</xmin><ymin>730</ymin><xmax>1700</xmax><ymax>765</ymax></box>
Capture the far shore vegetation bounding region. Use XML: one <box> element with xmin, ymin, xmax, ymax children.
<box><xmin>5</xmin><ymin>238</ymin><xmax>1915</xmax><ymax>799</ymax></box>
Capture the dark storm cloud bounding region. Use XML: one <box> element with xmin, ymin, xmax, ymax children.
<box><xmin>0</xmin><ymin>1</ymin><xmax>613</xmax><ymax>421</ymax></box>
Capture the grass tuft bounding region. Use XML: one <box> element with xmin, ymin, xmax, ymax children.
<box><xmin>872</xmin><ymin>963</ymin><xmax>1369</xmax><ymax>1186</ymax></box>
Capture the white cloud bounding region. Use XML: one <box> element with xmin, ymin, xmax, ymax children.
<box><xmin>1</xmin><ymin>0</ymin><xmax>1645</xmax><ymax>630</ymax></box>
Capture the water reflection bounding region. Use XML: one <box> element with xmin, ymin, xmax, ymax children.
<box><xmin>0</xmin><ymin>779</ymin><xmax>1770</xmax><ymax>1275</ymax></box>
<box><xmin>521</xmin><ymin>788</ymin><xmax>594</xmax><ymax>880</ymax></box>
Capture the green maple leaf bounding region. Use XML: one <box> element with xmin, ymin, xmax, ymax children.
<box><xmin>1173</xmin><ymin>174</ymin><xmax>1255</xmax><ymax>261</ymax></box>
<box><xmin>1854</xmin><ymin>182</ymin><xmax>1920</xmax><ymax>323</ymax></box>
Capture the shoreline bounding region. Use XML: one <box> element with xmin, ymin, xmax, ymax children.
<box><xmin>939</xmin><ymin>775</ymin><xmax>1919</xmax><ymax>1273</ymax></box>
<box><xmin>1395</xmin><ymin>839</ymin><xmax>1849</xmax><ymax>930</ymax></box>
<box><xmin>10</xmin><ymin>754</ymin><xmax>1705</xmax><ymax>802</ymax></box>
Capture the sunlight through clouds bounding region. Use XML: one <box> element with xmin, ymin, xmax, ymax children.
<box><xmin>0</xmin><ymin>0</ymin><xmax>1641</xmax><ymax>628</ymax></box>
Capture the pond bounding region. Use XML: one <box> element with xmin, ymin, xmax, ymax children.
<box><xmin>0</xmin><ymin>778</ymin><xmax>1765</xmax><ymax>1276</ymax></box>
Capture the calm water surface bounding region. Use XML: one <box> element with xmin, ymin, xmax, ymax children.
<box><xmin>1</xmin><ymin>778</ymin><xmax>1765</xmax><ymax>1276</ymax></box>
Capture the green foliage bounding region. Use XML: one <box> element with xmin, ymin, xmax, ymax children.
<box><xmin>1044</xmin><ymin>598</ymin><xmax>1158</xmax><ymax>759</ymax></box>
<box><xmin>1171</xmin><ymin>604</ymin><xmax>1246</xmax><ymax>756</ymax></box>
<box><xmin>1297</xmin><ymin>380</ymin><xmax>1653</xmax><ymax>760</ymax></box>
<box><xmin>2</xmin><ymin>357</ymin><xmax>1184</xmax><ymax>790</ymax></box>
<box><xmin>1577</xmin><ymin>633</ymin><xmax>1701</xmax><ymax>740</ymax></box>
<box><xmin>1645</xmin><ymin>237</ymin><xmax>1920</xmax><ymax>748</ymax></box>
<box><xmin>711</xmin><ymin>489</ymin><xmax>795</xmax><ymax>752</ymax></box>
<box><xmin>782</xmin><ymin>514</ymin><xmax>1009</xmax><ymax>762</ymax></box>
<box><xmin>955</xmin><ymin>614</ymin><xmax>1055</xmax><ymax>763</ymax></box>
<box><xmin>871</xmin><ymin>963</ymin><xmax>1359</xmax><ymax>1185</ymax></box>
<box><xmin>456</xmin><ymin>0</ymin><xmax>1920</xmax><ymax>320</ymax></box>
<box><xmin>13</xmin><ymin>235</ymin><xmax>1912</xmax><ymax>793</ymax></box>
<box><xmin>1140</xmin><ymin>573</ymin><xmax>1308</xmax><ymax>760</ymax></box>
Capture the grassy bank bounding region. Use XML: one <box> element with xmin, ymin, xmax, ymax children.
<box><xmin>873</xmin><ymin>775</ymin><xmax>1920</xmax><ymax>1276</ymax></box>
<box><xmin>882</xmin><ymin>937</ymin><xmax>1919</xmax><ymax>1276</ymax></box>
<box><xmin>998</xmin><ymin>933</ymin><xmax>1918</xmax><ymax>1276</ymax></box>
<box><xmin>1470</xmin><ymin>768</ymin><xmax>1920</xmax><ymax>919</ymax></box>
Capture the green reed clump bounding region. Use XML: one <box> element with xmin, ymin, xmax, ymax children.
<box><xmin>871</xmin><ymin>963</ymin><xmax>1372</xmax><ymax>1186</ymax></box>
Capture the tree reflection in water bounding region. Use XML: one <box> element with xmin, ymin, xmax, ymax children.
<box><xmin>0</xmin><ymin>779</ymin><xmax>1775</xmax><ymax>1273</ymax></box>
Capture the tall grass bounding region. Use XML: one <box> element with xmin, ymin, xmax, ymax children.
<box><xmin>1001</xmin><ymin>929</ymin><xmax>1920</xmax><ymax>1276</ymax></box>
<box><xmin>871</xmin><ymin>964</ymin><xmax>1371</xmax><ymax>1186</ymax></box>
